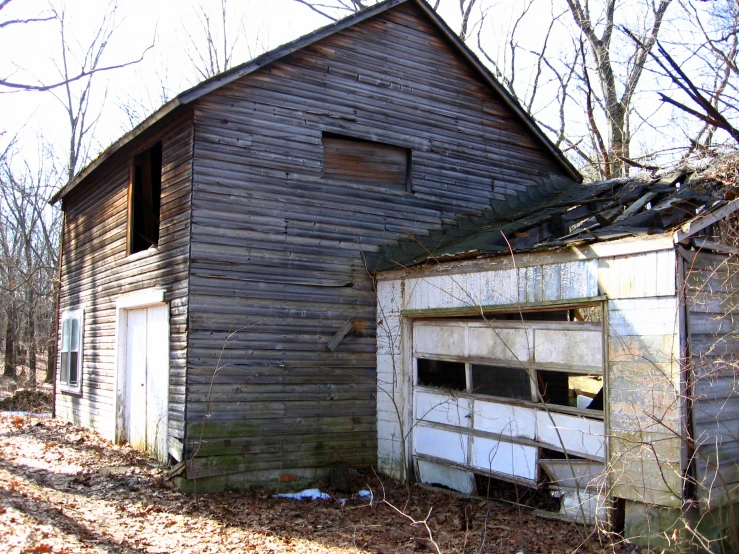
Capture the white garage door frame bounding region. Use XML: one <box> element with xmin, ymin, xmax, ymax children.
<box><xmin>408</xmin><ymin>314</ymin><xmax>607</xmax><ymax>495</ymax></box>
<box><xmin>113</xmin><ymin>288</ymin><xmax>169</xmax><ymax>460</ymax></box>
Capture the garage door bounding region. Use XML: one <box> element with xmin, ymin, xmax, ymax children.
<box><xmin>411</xmin><ymin>318</ymin><xmax>605</xmax><ymax>494</ymax></box>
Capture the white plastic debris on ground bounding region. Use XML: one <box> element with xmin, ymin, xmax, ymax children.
<box><xmin>1</xmin><ymin>411</ymin><xmax>52</xmax><ymax>417</ymax></box>
<box><xmin>274</xmin><ymin>488</ymin><xmax>374</xmax><ymax>502</ymax></box>
<box><xmin>275</xmin><ymin>488</ymin><xmax>331</xmax><ymax>501</ymax></box>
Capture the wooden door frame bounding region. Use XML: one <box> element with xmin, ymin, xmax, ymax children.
<box><xmin>113</xmin><ymin>288</ymin><xmax>169</xmax><ymax>448</ymax></box>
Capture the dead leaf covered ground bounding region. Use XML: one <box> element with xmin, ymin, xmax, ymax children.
<box><xmin>0</xmin><ymin>413</ymin><xmax>629</xmax><ymax>553</ymax></box>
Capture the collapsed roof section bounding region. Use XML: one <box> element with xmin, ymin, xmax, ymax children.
<box><xmin>368</xmin><ymin>153</ymin><xmax>739</xmax><ymax>272</ymax></box>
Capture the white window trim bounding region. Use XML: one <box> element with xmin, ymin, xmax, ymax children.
<box><xmin>60</xmin><ymin>308</ymin><xmax>84</xmax><ymax>395</ymax></box>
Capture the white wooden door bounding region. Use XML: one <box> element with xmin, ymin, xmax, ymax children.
<box><xmin>125</xmin><ymin>305</ymin><xmax>169</xmax><ymax>461</ymax></box>
<box><xmin>126</xmin><ymin>308</ymin><xmax>148</xmax><ymax>452</ymax></box>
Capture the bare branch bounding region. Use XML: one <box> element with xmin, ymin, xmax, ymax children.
<box><xmin>0</xmin><ymin>48</ymin><xmax>153</xmax><ymax>93</ymax></box>
<box><xmin>291</xmin><ymin>0</ymin><xmax>341</xmax><ymax>20</ymax></box>
<box><xmin>0</xmin><ymin>15</ymin><xmax>53</xmax><ymax>29</ymax></box>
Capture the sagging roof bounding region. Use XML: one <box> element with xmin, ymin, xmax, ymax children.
<box><xmin>367</xmin><ymin>153</ymin><xmax>739</xmax><ymax>272</ymax></box>
<box><xmin>51</xmin><ymin>0</ymin><xmax>580</xmax><ymax>204</ymax></box>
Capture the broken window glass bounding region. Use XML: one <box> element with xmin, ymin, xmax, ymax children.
<box><xmin>416</xmin><ymin>359</ymin><xmax>466</xmax><ymax>391</ymax></box>
<box><xmin>471</xmin><ymin>364</ymin><xmax>531</xmax><ymax>401</ymax></box>
<box><xmin>538</xmin><ymin>370</ymin><xmax>603</xmax><ymax>410</ymax></box>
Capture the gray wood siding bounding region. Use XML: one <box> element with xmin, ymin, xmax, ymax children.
<box><xmin>686</xmin><ymin>251</ymin><xmax>739</xmax><ymax>509</ymax></box>
<box><xmin>185</xmin><ymin>2</ymin><xmax>570</xmax><ymax>480</ymax></box>
<box><xmin>56</xmin><ymin>112</ymin><xmax>194</xmax><ymax>444</ymax></box>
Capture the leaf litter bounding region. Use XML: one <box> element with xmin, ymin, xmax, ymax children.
<box><xmin>0</xmin><ymin>413</ymin><xmax>631</xmax><ymax>553</ymax></box>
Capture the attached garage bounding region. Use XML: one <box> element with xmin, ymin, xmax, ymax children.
<box><xmin>372</xmin><ymin>160</ymin><xmax>739</xmax><ymax>550</ymax></box>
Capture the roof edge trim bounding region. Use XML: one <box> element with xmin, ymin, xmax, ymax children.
<box><xmin>411</xmin><ymin>0</ymin><xmax>581</xmax><ymax>183</ymax></box>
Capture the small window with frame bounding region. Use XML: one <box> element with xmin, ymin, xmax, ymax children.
<box><xmin>60</xmin><ymin>308</ymin><xmax>84</xmax><ymax>394</ymax></box>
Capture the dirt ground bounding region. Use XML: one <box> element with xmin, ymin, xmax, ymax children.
<box><xmin>0</xmin><ymin>412</ymin><xmax>634</xmax><ymax>554</ymax></box>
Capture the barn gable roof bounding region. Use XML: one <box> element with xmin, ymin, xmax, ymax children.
<box><xmin>51</xmin><ymin>0</ymin><xmax>580</xmax><ymax>203</ymax></box>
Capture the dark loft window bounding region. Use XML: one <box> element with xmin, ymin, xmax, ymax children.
<box><xmin>322</xmin><ymin>133</ymin><xmax>410</xmax><ymax>191</ymax></box>
<box><xmin>129</xmin><ymin>141</ymin><xmax>163</xmax><ymax>254</ymax></box>
<box><xmin>417</xmin><ymin>358</ymin><xmax>466</xmax><ymax>391</ymax></box>
<box><xmin>471</xmin><ymin>364</ymin><xmax>531</xmax><ymax>401</ymax></box>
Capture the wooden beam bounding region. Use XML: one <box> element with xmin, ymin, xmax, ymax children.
<box><xmin>327</xmin><ymin>319</ymin><xmax>353</xmax><ymax>352</ymax></box>
<box><xmin>377</xmin><ymin>234</ymin><xmax>675</xmax><ymax>281</ymax></box>
<box><xmin>613</xmin><ymin>191</ymin><xmax>657</xmax><ymax>222</ymax></box>
<box><xmin>673</xmin><ymin>198</ymin><xmax>739</xmax><ymax>243</ymax></box>
<box><xmin>691</xmin><ymin>237</ymin><xmax>739</xmax><ymax>255</ymax></box>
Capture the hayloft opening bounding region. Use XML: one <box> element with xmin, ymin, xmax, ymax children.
<box><xmin>322</xmin><ymin>133</ymin><xmax>411</xmax><ymax>191</ymax></box>
<box><xmin>129</xmin><ymin>141</ymin><xmax>163</xmax><ymax>255</ymax></box>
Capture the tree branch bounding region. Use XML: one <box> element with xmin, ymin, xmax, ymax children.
<box><xmin>291</xmin><ymin>0</ymin><xmax>341</xmax><ymax>20</ymax></box>
<box><xmin>0</xmin><ymin>47</ymin><xmax>153</xmax><ymax>92</ymax></box>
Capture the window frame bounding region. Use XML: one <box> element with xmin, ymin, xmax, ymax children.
<box><xmin>127</xmin><ymin>141</ymin><xmax>163</xmax><ymax>256</ymax></box>
<box><xmin>414</xmin><ymin>357</ymin><xmax>604</xmax><ymax>418</ymax></box>
<box><xmin>60</xmin><ymin>308</ymin><xmax>84</xmax><ymax>395</ymax></box>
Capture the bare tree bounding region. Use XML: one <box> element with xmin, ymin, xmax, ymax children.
<box><xmin>1</xmin><ymin>1</ymin><xmax>150</xmax><ymax>389</ymax></box>
<box><xmin>291</xmin><ymin>0</ymin><xmax>377</xmax><ymax>21</ymax></box>
<box><xmin>118</xmin><ymin>67</ymin><xmax>174</xmax><ymax>131</ymax></box>
<box><xmin>648</xmin><ymin>41</ymin><xmax>739</xmax><ymax>146</ymax></box>
<box><xmin>50</xmin><ymin>4</ymin><xmax>114</xmax><ymax>182</ymax></box>
<box><xmin>0</xmin><ymin>0</ymin><xmax>150</xmax><ymax>93</ymax></box>
<box><xmin>679</xmin><ymin>0</ymin><xmax>739</xmax><ymax>153</ymax></box>
<box><xmin>184</xmin><ymin>0</ymin><xmax>266</xmax><ymax>82</ymax></box>
<box><xmin>0</xmin><ymin>140</ymin><xmax>61</xmax><ymax>386</ymax></box>
<box><xmin>290</xmin><ymin>0</ymin><xmax>444</xmax><ymax>22</ymax></box>
<box><xmin>564</xmin><ymin>0</ymin><xmax>673</xmax><ymax>178</ymax></box>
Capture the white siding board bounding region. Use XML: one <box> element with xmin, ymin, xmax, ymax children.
<box><xmin>599</xmin><ymin>250</ymin><xmax>675</xmax><ymax>299</ymax></box>
<box><xmin>468</xmin><ymin>326</ymin><xmax>532</xmax><ymax>362</ymax></box>
<box><xmin>414</xmin><ymin>323</ymin><xmax>466</xmax><ymax>357</ymax></box>
<box><xmin>534</xmin><ymin>329</ymin><xmax>603</xmax><ymax>368</ymax></box>
<box><xmin>416</xmin><ymin>459</ymin><xmax>475</xmax><ymax>494</ymax></box>
<box><xmin>543</xmin><ymin>264</ymin><xmax>562</xmax><ymax>301</ymax></box>
<box><xmin>415</xmin><ymin>391</ymin><xmax>471</xmax><ymax>428</ymax></box>
<box><xmin>608</xmin><ymin>298</ymin><xmax>679</xmax><ymax>336</ymax></box>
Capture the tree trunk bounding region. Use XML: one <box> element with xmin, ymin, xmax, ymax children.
<box><xmin>607</xmin><ymin>101</ymin><xmax>627</xmax><ymax>178</ymax></box>
<box><xmin>45</xmin><ymin>341</ymin><xmax>55</xmax><ymax>384</ymax></box>
<box><xmin>4</xmin><ymin>305</ymin><xmax>17</xmax><ymax>379</ymax></box>
<box><xmin>27</xmin><ymin>295</ymin><xmax>37</xmax><ymax>389</ymax></box>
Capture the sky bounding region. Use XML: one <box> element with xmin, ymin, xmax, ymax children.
<box><xmin>0</xmin><ymin>0</ymin><xmax>719</xmax><ymax>185</ymax></box>
<box><xmin>0</xmin><ymin>0</ymin><xmax>332</xmax><ymax>171</ymax></box>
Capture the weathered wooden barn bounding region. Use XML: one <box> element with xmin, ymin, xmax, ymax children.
<box><xmin>372</xmin><ymin>158</ymin><xmax>739</xmax><ymax>551</ymax></box>
<box><xmin>50</xmin><ymin>0</ymin><xmax>582</xmax><ymax>490</ymax></box>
